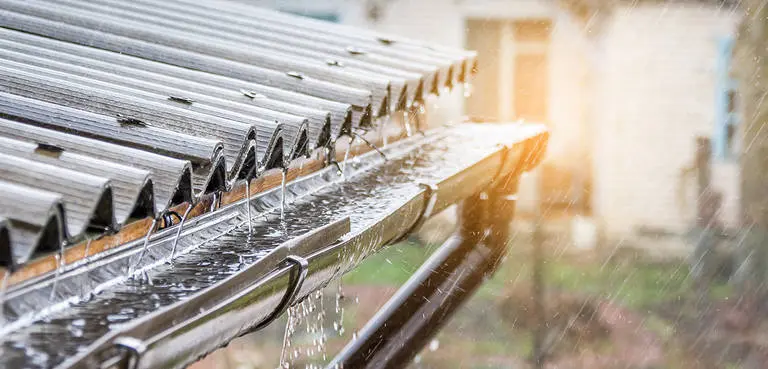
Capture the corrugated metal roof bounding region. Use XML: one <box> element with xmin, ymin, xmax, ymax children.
<box><xmin>0</xmin><ymin>182</ymin><xmax>65</xmax><ymax>270</ymax></box>
<box><xmin>0</xmin><ymin>0</ymin><xmax>475</xmax><ymax>273</ymax></box>
<box><xmin>0</xmin><ymin>118</ymin><xmax>196</xmax><ymax>208</ymax></box>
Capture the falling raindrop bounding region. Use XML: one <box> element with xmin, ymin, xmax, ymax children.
<box><xmin>353</xmin><ymin>132</ymin><xmax>388</xmax><ymax>162</ymax></box>
<box><xmin>280</xmin><ymin>170</ymin><xmax>287</xmax><ymax>221</ymax></box>
<box><xmin>379</xmin><ymin>115</ymin><xmax>390</xmax><ymax>148</ymax></box>
<box><xmin>334</xmin><ymin>283</ymin><xmax>346</xmax><ymax>337</ymax></box>
<box><xmin>81</xmin><ymin>237</ymin><xmax>93</xmax><ymax>295</ymax></box>
<box><xmin>403</xmin><ymin>110</ymin><xmax>413</xmax><ymax>137</ymax></box>
<box><xmin>341</xmin><ymin>136</ymin><xmax>356</xmax><ymax>180</ymax></box>
<box><xmin>463</xmin><ymin>81</ymin><xmax>473</xmax><ymax>98</ymax></box>
<box><xmin>50</xmin><ymin>242</ymin><xmax>66</xmax><ymax>301</ymax></box>
<box><xmin>130</xmin><ymin>217</ymin><xmax>159</xmax><ymax>276</ymax></box>
<box><xmin>245</xmin><ymin>179</ymin><xmax>253</xmax><ymax>233</ymax></box>
<box><xmin>170</xmin><ymin>204</ymin><xmax>194</xmax><ymax>261</ymax></box>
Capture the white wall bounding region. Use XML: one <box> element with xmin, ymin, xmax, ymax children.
<box><xmin>592</xmin><ymin>4</ymin><xmax>740</xmax><ymax>238</ymax></box>
<box><xmin>547</xmin><ymin>9</ymin><xmax>590</xmax><ymax>171</ymax></box>
<box><xmin>247</xmin><ymin>0</ymin><xmax>742</xmax><ymax>238</ymax></box>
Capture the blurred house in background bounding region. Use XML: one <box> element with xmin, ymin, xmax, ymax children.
<box><xmin>249</xmin><ymin>0</ymin><xmax>741</xmax><ymax>247</ymax></box>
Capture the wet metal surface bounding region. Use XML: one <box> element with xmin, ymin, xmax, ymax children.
<box><xmin>0</xmin><ymin>124</ymin><xmax>546</xmax><ymax>369</ymax></box>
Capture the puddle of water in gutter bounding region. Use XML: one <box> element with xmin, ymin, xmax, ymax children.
<box><xmin>0</xmin><ymin>131</ymin><xmax>502</xmax><ymax>368</ymax></box>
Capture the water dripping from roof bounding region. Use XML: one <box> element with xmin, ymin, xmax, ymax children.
<box><xmin>403</xmin><ymin>110</ymin><xmax>413</xmax><ymax>137</ymax></box>
<box><xmin>316</xmin><ymin>290</ymin><xmax>327</xmax><ymax>362</ymax></box>
<box><xmin>341</xmin><ymin>135</ymin><xmax>356</xmax><ymax>181</ymax></box>
<box><xmin>463</xmin><ymin>81</ymin><xmax>473</xmax><ymax>98</ymax></box>
<box><xmin>280</xmin><ymin>170</ymin><xmax>287</xmax><ymax>221</ymax></box>
<box><xmin>245</xmin><ymin>179</ymin><xmax>253</xmax><ymax>234</ymax></box>
<box><xmin>379</xmin><ymin>114</ymin><xmax>390</xmax><ymax>149</ymax></box>
<box><xmin>170</xmin><ymin>204</ymin><xmax>194</xmax><ymax>261</ymax></box>
<box><xmin>334</xmin><ymin>282</ymin><xmax>346</xmax><ymax>337</ymax></box>
<box><xmin>281</xmin><ymin>313</ymin><xmax>294</xmax><ymax>368</ymax></box>
<box><xmin>81</xmin><ymin>238</ymin><xmax>93</xmax><ymax>296</ymax></box>
<box><xmin>49</xmin><ymin>241</ymin><xmax>66</xmax><ymax>301</ymax></box>
<box><xmin>130</xmin><ymin>217</ymin><xmax>159</xmax><ymax>276</ymax></box>
<box><xmin>353</xmin><ymin>132</ymin><xmax>388</xmax><ymax>162</ymax></box>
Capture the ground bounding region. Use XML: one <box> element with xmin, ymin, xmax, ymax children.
<box><xmin>189</xmin><ymin>216</ymin><xmax>766</xmax><ymax>369</ymax></box>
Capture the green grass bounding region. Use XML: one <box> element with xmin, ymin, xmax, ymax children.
<box><xmin>342</xmin><ymin>241</ymin><xmax>434</xmax><ymax>286</ymax></box>
<box><xmin>343</xmin><ymin>240</ymin><xmax>730</xmax><ymax>311</ymax></box>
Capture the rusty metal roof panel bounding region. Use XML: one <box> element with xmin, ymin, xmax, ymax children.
<box><xmin>0</xmin><ymin>153</ymin><xmax>115</xmax><ymax>239</ymax></box>
<box><xmin>0</xmin><ymin>135</ymin><xmax>156</xmax><ymax>224</ymax></box>
<box><xmin>0</xmin><ymin>182</ymin><xmax>65</xmax><ymax>269</ymax></box>
<box><xmin>0</xmin><ymin>119</ymin><xmax>195</xmax><ymax>210</ymax></box>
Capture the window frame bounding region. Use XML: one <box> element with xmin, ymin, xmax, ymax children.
<box><xmin>714</xmin><ymin>36</ymin><xmax>739</xmax><ymax>160</ymax></box>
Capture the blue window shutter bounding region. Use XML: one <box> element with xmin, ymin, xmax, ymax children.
<box><xmin>714</xmin><ymin>36</ymin><xmax>735</xmax><ymax>159</ymax></box>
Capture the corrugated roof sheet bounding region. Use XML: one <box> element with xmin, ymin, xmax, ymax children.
<box><xmin>0</xmin><ymin>0</ymin><xmax>475</xmax><ymax>272</ymax></box>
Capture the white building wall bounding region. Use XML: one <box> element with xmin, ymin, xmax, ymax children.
<box><xmin>547</xmin><ymin>9</ymin><xmax>590</xmax><ymax>176</ymax></box>
<box><xmin>592</xmin><ymin>4</ymin><xmax>740</xmax><ymax>238</ymax></box>
<box><xmin>245</xmin><ymin>0</ymin><xmax>742</xmax><ymax>239</ymax></box>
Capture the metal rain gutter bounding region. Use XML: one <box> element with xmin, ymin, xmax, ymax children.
<box><xmin>0</xmin><ymin>123</ymin><xmax>547</xmax><ymax>369</ymax></box>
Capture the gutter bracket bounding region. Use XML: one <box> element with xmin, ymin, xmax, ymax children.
<box><xmin>393</xmin><ymin>183</ymin><xmax>438</xmax><ymax>244</ymax></box>
<box><xmin>114</xmin><ymin>336</ymin><xmax>147</xmax><ymax>369</ymax></box>
<box><xmin>251</xmin><ymin>254</ymin><xmax>309</xmax><ymax>332</ymax></box>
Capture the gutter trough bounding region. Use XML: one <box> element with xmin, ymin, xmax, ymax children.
<box><xmin>0</xmin><ymin>123</ymin><xmax>547</xmax><ymax>369</ymax></box>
